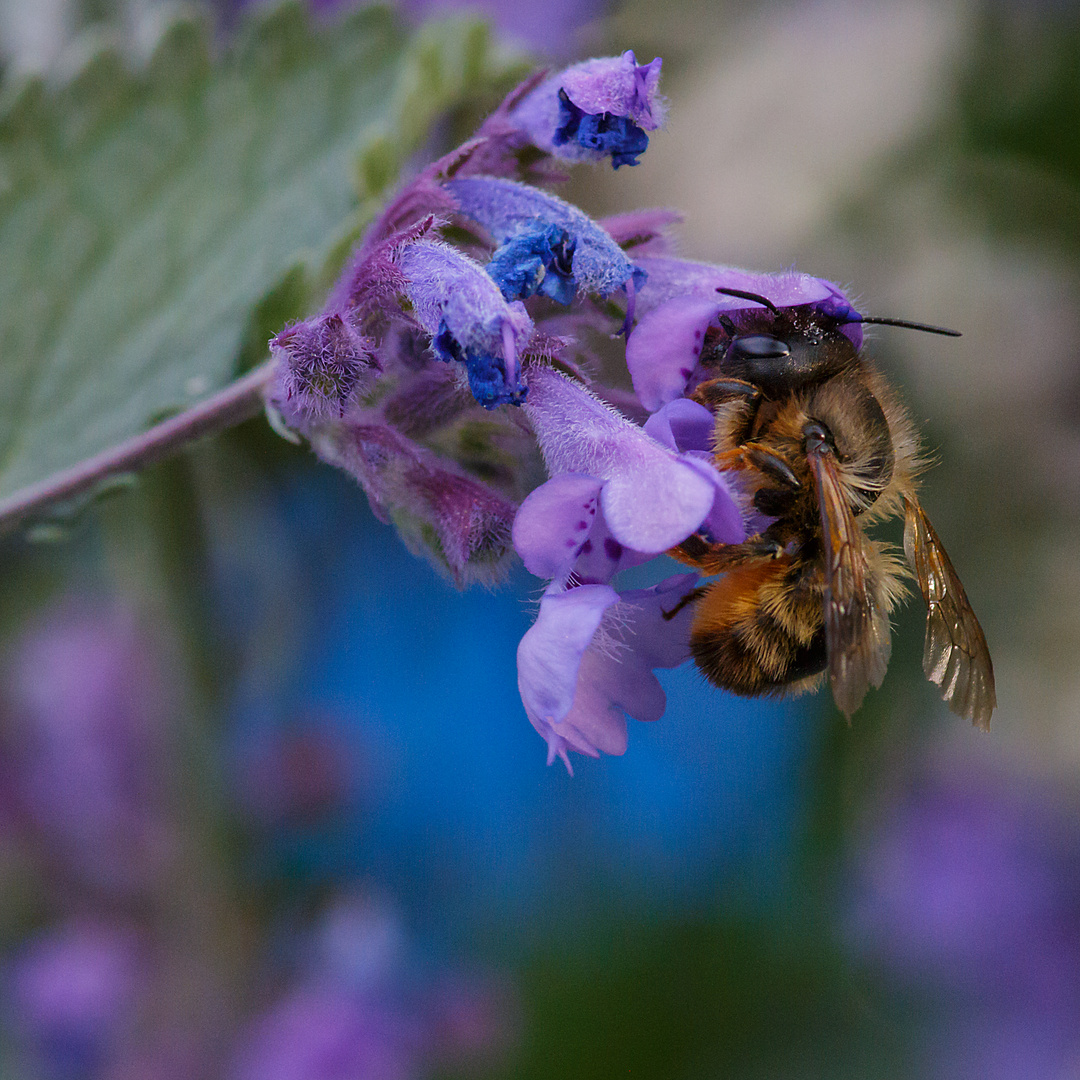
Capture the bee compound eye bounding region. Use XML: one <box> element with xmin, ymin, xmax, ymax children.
<box><xmin>729</xmin><ymin>335</ymin><xmax>791</xmax><ymax>360</ymax></box>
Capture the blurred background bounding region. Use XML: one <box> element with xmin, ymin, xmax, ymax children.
<box><xmin>0</xmin><ymin>0</ymin><xmax>1078</xmax><ymax>1077</ymax></box>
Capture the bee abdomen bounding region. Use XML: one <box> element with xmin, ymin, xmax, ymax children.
<box><xmin>690</xmin><ymin>560</ymin><xmax>827</xmax><ymax>696</ymax></box>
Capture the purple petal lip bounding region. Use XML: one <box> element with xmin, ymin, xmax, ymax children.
<box><xmin>642</xmin><ymin>398</ymin><xmax>716</xmax><ymax>454</ymax></box>
<box><xmin>523</xmin><ymin>367</ymin><xmax>744</xmax><ymax>554</ymax></box>
<box><xmin>626</xmin><ymin>259</ymin><xmax>863</xmax><ymax>410</ymax></box>
<box><xmin>556</xmin><ymin>50</ymin><xmax>665</xmax><ymax>130</ymax></box>
<box><xmin>633</xmin><ymin>257</ymin><xmax>857</xmax><ymax>319</ymax></box>
<box><xmin>627</xmin><ymin>295</ymin><xmax>721</xmax><ymax>412</ymax></box>
<box><xmin>512</xmin><ymin>473</ymin><xmax>603</xmax><ymax>580</ymax></box>
<box><xmin>597</xmin><ymin>459</ymin><xmax>719</xmax><ymax>553</ymax></box>
<box><xmin>517</xmin><ymin>574</ymin><xmax>701</xmax><ymax>772</ymax></box>
<box><xmin>506</xmin><ymin>51</ymin><xmax>665</xmax><ymax>168</ymax></box>
<box><xmin>643</xmin><ymin>399</ymin><xmax>745</xmax><ymax>544</ymax></box>
<box><xmin>517</xmin><ymin>583</ymin><xmax>620</xmax><ymax>730</ymax></box>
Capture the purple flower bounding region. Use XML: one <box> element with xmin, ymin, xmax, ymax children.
<box><xmin>626</xmin><ymin>257</ymin><xmax>861</xmax><ymax>412</ymax></box>
<box><xmin>511</xmin><ymin>367</ymin><xmax>744</xmax><ymax>769</ymax></box>
<box><xmin>847</xmin><ymin>761</ymin><xmax>1080</xmax><ymax>994</ymax></box>
<box><xmin>231</xmin><ymin>895</ymin><xmax>518</xmax><ymax>1080</ymax></box>
<box><xmin>231</xmin><ymin>986</ymin><xmax>422</xmax><ymax>1080</ymax></box>
<box><xmin>8</xmin><ymin>920</ymin><xmax>143</xmax><ymax>1080</ymax></box>
<box><xmin>521</xmin><ymin>366</ymin><xmax>743</xmax><ymax>556</ymax></box>
<box><xmin>395</xmin><ymin>238</ymin><xmax>534</xmax><ymax>407</ymax></box>
<box><xmin>509</xmin><ymin>50</ymin><xmax>665</xmax><ymax>168</ymax></box>
<box><xmin>270</xmin><ymin>312</ymin><xmax>380</xmax><ymax>428</ymax></box>
<box><xmin>516</xmin><ymin>575</ymin><xmax>701</xmax><ymax>771</ymax></box>
<box><xmin>845</xmin><ymin>754</ymin><xmax>1080</xmax><ymax>1080</ymax></box>
<box><xmin>445</xmin><ymin>176</ymin><xmax>646</xmax><ymax>315</ymax></box>
<box><xmin>3</xmin><ymin>601</ymin><xmax>173</xmax><ymax>898</ymax></box>
<box><xmin>312</xmin><ymin>418</ymin><xmax>517</xmax><ymax>586</ymax></box>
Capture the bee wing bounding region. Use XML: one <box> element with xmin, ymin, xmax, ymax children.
<box><xmin>807</xmin><ymin>445</ymin><xmax>891</xmax><ymax>720</ymax></box>
<box><xmin>903</xmin><ymin>497</ymin><xmax>996</xmax><ymax>729</ymax></box>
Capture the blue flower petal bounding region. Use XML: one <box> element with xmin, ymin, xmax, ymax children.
<box><xmin>432</xmin><ymin>321</ymin><xmax>526</xmax><ymax>409</ymax></box>
<box><xmin>395</xmin><ymin>239</ymin><xmax>533</xmax><ymax>409</ymax></box>
<box><xmin>446</xmin><ymin>177</ymin><xmax>642</xmax><ymax>301</ymax></box>
<box><xmin>553</xmin><ymin>89</ymin><xmax>650</xmax><ymax>169</ymax></box>
<box><xmin>485</xmin><ymin>223</ymin><xmax>577</xmax><ymax>305</ymax></box>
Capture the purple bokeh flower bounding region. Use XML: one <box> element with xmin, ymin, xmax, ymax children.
<box><xmin>7</xmin><ymin>920</ymin><xmax>143</xmax><ymax>1080</ymax></box>
<box><xmin>846</xmin><ymin>753</ymin><xmax>1080</xmax><ymax>1080</ymax></box>
<box><xmin>231</xmin><ymin>986</ymin><xmax>423</xmax><ymax>1080</ymax></box>
<box><xmin>230</xmin><ymin>895</ymin><xmax>517</xmax><ymax>1080</ymax></box>
<box><xmin>509</xmin><ymin>50</ymin><xmax>665</xmax><ymax>168</ymax></box>
<box><xmin>2</xmin><ymin>601</ymin><xmax>174</xmax><ymax>899</ymax></box>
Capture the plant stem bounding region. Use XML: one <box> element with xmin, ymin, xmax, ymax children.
<box><xmin>0</xmin><ymin>360</ymin><xmax>276</xmax><ymax>537</ymax></box>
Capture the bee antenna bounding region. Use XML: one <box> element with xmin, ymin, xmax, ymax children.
<box><xmin>716</xmin><ymin>287</ymin><xmax>781</xmax><ymax>316</ymax></box>
<box><xmin>852</xmin><ymin>316</ymin><xmax>962</xmax><ymax>337</ymax></box>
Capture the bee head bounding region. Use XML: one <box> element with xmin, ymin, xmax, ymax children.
<box><xmin>706</xmin><ymin>288</ymin><xmax>860</xmax><ymax>395</ymax></box>
<box><xmin>704</xmin><ymin>287</ymin><xmax>960</xmax><ymax>397</ymax></box>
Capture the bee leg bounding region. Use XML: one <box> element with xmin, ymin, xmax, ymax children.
<box><xmin>670</xmin><ymin>534</ymin><xmax>784</xmax><ymax>574</ymax></box>
<box><xmin>661</xmin><ymin>584</ymin><xmax>709</xmax><ymax>621</ymax></box>
<box><xmin>739</xmin><ymin>536</ymin><xmax>785</xmax><ymax>558</ymax></box>
<box><xmin>692</xmin><ymin>377</ymin><xmax>762</xmax><ymax>408</ymax></box>
<box><xmin>735</xmin><ymin>443</ymin><xmax>802</xmax><ymax>518</ymax></box>
<box><xmin>691</xmin><ymin>377</ymin><xmax>764</xmax><ymax>442</ymax></box>
<box><xmin>691</xmin><ymin>375</ymin><xmax>768</xmax><ymax>447</ymax></box>
<box><xmin>743</xmin><ymin>445</ymin><xmax>800</xmax><ymax>489</ymax></box>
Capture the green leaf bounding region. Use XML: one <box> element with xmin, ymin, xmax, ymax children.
<box><xmin>0</xmin><ymin>2</ymin><xmax>519</xmax><ymax>505</ymax></box>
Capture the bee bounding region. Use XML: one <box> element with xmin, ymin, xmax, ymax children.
<box><xmin>667</xmin><ymin>286</ymin><xmax>996</xmax><ymax>727</ymax></box>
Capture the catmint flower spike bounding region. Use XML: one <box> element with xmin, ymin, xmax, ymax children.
<box><xmin>508</xmin><ymin>51</ymin><xmax>665</xmax><ymax>168</ymax></box>
<box><xmin>445</xmin><ymin>177</ymin><xmax>646</xmax><ymax>312</ymax></box>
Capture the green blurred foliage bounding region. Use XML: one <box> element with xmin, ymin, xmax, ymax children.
<box><xmin>952</xmin><ymin>7</ymin><xmax>1080</xmax><ymax>253</ymax></box>
<box><xmin>0</xmin><ymin>2</ymin><xmax>520</xmax><ymax>504</ymax></box>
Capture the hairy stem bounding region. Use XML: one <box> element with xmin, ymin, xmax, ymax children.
<box><xmin>0</xmin><ymin>360</ymin><xmax>276</xmax><ymax>536</ymax></box>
